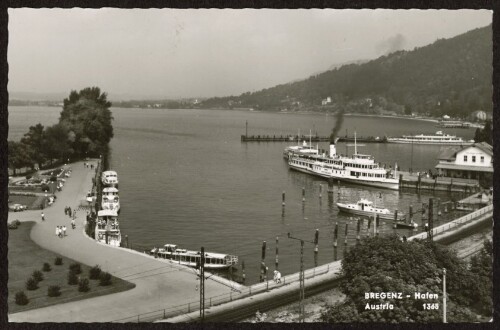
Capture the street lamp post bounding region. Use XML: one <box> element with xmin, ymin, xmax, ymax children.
<box><xmin>443</xmin><ymin>268</ymin><xmax>447</xmax><ymax>323</ymax></box>
<box><xmin>288</xmin><ymin>231</ymin><xmax>317</xmax><ymax>323</ymax></box>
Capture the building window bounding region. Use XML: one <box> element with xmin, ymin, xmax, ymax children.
<box><xmin>472</xmin><ymin>156</ymin><xmax>476</xmax><ymax>163</ymax></box>
<box><xmin>464</xmin><ymin>155</ymin><xmax>467</xmax><ymax>162</ymax></box>
<box><xmin>481</xmin><ymin>156</ymin><xmax>484</xmax><ymax>163</ymax></box>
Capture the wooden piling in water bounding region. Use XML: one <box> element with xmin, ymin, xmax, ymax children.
<box><xmin>314</xmin><ymin>229</ymin><xmax>319</xmax><ymax>267</ymax></box>
<box><xmin>376</xmin><ymin>214</ymin><xmax>380</xmax><ymax>236</ymax></box>
<box><xmin>344</xmin><ymin>223</ymin><xmax>348</xmax><ymax>245</ymax></box>
<box><xmin>319</xmin><ymin>185</ymin><xmax>322</xmax><ymax>199</ymax></box>
<box><xmin>333</xmin><ymin>223</ymin><xmax>338</xmax><ymax>260</ymax></box>
<box><xmin>260</xmin><ymin>241</ymin><xmax>266</xmax><ymax>282</ymax></box>
<box><xmin>282</xmin><ymin>191</ymin><xmax>285</xmax><ymax>206</ymax></box>
<box><xmin>302</xmin><ymin>187</ymin><xmax>305</xmax><ymax>202</ymax></box>
<box><xmin>328</xmin><ymin>178</ymin><xmax>334</xmax><ymax>193</ymax></box>
<box><xmin>275</xmin><ymin>237</ymin><xmax>279</xmax><ymax>271</ymax></box>
<box><xmin>356</xmin><ymin>218</ymin><xmax>361</xmax><ymax>244</ymax></box>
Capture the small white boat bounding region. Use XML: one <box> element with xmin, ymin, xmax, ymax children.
<box><xmin>150</xmin><ymin>244</ymin><xmax>238</xmax><ymax>270</ymax></box>
<box><xmin>337</xmin><ymin>199</ymin><xmax>406</xmax><ymax>221</ymax></box>
<box><xmin>95</xmin><ymin>209</ymin><xmax>121</xmax><ymax>247</ymax></box>
<box><xmin>102</xmin><ymin>187</ymin><xmax>120</xmax><ymax>212</ymax></box>
<box><xmin>101</xmin><ymin>170</ymin><xmax>119</xmax><ymax>186</ymax></box>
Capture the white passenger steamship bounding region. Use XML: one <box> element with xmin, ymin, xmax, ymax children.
<box><xmin>287</xmin><ymin>134</ymin><xmax>399</xmax><ymax>190</ymax></box>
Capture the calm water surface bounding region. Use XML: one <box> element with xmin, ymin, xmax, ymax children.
<box><xmin>10</xmin><ymin>106</ymin><xmax>474</xmax><ymax>283</ymax></box>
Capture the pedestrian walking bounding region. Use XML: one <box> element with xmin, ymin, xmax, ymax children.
<box><xmin>71</xmin><ymin>219</ymin><xmax>76</xmax><ymax>229</ymax></box>
<box><xmin>72</xmin><ymin>210</ymin><xmax>76</xmax><ymax>219</ymax></box>
<box><xmin>41</xmin><ymin>212</ymin><xmax>45</xmax><ymax>221</ymax></box>
<box><xmin>63</xmin><ymin>225</ymin><xmax>67</xmax><ymax>236</ymax></box>
<box><xmin>57</xmin><ymin>226</ymin><xmax>62</xmax><ymax>238</ymax></box>
<box><xmin>68</xmin><ymin>207</ymin><xmax>72</xmax><ymax>218</ymax></box>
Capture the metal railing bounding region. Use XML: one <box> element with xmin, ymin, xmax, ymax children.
<box><xmin>110</xmin><ymin>262</ymin><xmax>337</xmax><ymax>322</ymax></box>
<box><xmin>111</xmin><ymin>205</ymin><xmax>492</xmax><ymax>323</ymax></box>
<box><xmin>408</xmin><ymin>204</ymin><xmax>493</xmax><ymax>241</ymax></box>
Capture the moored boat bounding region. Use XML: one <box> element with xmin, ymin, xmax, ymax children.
<box><xmin>150</xmin><ymin>244</ymin><xmax>238</xmax><ymax>269</ymax></box>
<box><xmin>287</xmin><ymin>133</ymin><xmax>399</xmax><ymax>190</ymax></box>
<box><xmin>102</xmin><ymin>187</ymin><xmax>120</xmax><ymax>212</ymax></box>
<box><xmin>337</xmin><ymin>199</ymin><xmax>406</xmax><ymax>221</ymax></box>
<box><xmin>95</xmin><ymin>209</ymin><xmax>121</xmax><ymax>247</ymax></box>
<box><xmin>101</xmin><ymin>170</ymin><xmax>119</xmax><ymax>186</ymax></box>
<box><xmin>386</xmin><ymin>131</ymin><xmax>474</xmax><ymax>145</ymax></box>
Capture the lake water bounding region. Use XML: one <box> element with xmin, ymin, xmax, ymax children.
<box><xmin>9</xmin><ymin>106</ymin><xmax>475</xmax><ymax>283</ymax></box>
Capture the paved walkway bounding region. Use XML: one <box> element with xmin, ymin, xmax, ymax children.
<box><xmin>8</xmin><ymin>160</ymin><xmax>234</xmax><ymax>322</ymax></box>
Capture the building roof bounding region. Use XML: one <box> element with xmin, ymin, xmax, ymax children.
<box><xmin>472</xmin><ymin>142</ymin><xmax>493</xmax><ymax>156</ymax></box>
<box><xmin>438</xmin><ymin>148</ymin><xmax>460</xmax><ymax>160</ymax></box>
<box><xmin>435</xmin><ymin>163</ymin><xmax>493</xmax><ymax>173</ymax></box>
<box><xmin>438</xmin><ymin>142</ymin><xmax>492</xmax><ymax>161</ymax></box>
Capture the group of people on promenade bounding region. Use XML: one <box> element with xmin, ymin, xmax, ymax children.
<box><xmin>55</xmin><ymin>225</ymin><xmax>67</xmax><ymax>238</ymax></box>
<box><xmin>64</xmin><ymin>206</ymin><xmax>76</xmax><ymax>219</ymax></box>
<box><xmin>83</xmin><ymin>162</ymin><xmax>94</xmax><ymax>170</ymax></box>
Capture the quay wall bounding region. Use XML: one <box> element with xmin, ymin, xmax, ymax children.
<box><xmin>160</xmin><ymin>204</ymin><xmax>493</xmax><ymax>323</ymax></box>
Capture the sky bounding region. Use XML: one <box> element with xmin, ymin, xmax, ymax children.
<box><xmin>8</xmin><ymin>9</ymin><xmax>492</xmax><ymax>100</ymax></box>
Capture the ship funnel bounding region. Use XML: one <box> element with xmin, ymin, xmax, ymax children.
<box><xmin>329</xmin><ymin>138</ymin><xmax>339</xmax><ymax>157</ymax></box>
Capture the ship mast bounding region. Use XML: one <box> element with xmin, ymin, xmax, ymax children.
<box><xmin>354</xmin><ymin>131</ymin><xmax>357</xmax><ymax>155</ymax></box>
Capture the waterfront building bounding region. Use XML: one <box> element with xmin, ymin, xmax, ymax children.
<box><xmin>435</xmin><ymin>142</ymin><xmax>493</xmax><ymax>182</ymax></box>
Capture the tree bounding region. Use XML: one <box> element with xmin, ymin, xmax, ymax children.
<box><xmin>20</xmin><ymin>123</ymin><xmax>47</xmax><ymax>168</ymax></box>
<box><xmin>468</xmin><ymin>240</ymin><xmax>493</xmax><ymax>316</ymax></box>
<box><xmin>473</xmin><ymin>119</ymin><xmax>492</xmax><ymax>144</ymax></box>
<box><xmin>59</xmin><ymin>87</ymin><xmax>113</xmax><ymax>158</ymax></box>
<box><xmin>321</xmin><ymin>235</ymin><xmax>478</xmax><ymax>322</ymax></box>
<box><xmin>8</xmin><ymin>141</ymin><xmax>33</xmax><ymax>175</ymax></box>
<box><xmin>44</xmin><ymin>123</ymin><xmax>73</xmax><ymax>165</ymax></box>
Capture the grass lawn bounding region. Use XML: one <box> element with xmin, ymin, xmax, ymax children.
<box><xmin>8</xmin><ymin>221</ymin><xmax>136</xmax><ymax>314</ymax></box>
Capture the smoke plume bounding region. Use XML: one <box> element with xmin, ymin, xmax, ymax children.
<box><xmin>375</xmin><ymin>33</ymin><xmax>406</xmax><ymax>55</ymax></box>
<box><xmin>329</xmin><ymin>109</ymin><xmax>344</xmax><ymax>143</ymax></box>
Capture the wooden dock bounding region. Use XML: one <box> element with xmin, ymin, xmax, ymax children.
<box><xmin>241</xmin><ymin>134</ymin><xmax>385</xmax><ymax>143</ymax></box>
<box><xmin>399</xmin><ymin>172</ymin><xmax>481</xmax><ymax>193</ymax></box>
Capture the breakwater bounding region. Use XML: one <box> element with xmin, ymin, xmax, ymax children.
<box><xmin>241</xmin><ymin>134</ymin><xmax>385</xmax><ymax>143</ymax></box>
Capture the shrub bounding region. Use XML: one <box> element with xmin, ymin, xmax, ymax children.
<box><xmin>8</xmin><ymin>222</ymin><xmax>18</xmax><ymax>230</ymax></box>
<box><xmin>26</xmin><ymin>175</ymin><xmax>32</xmax><ymax>180</ymax></box>
<box><xmin>42</xmin><ymin>263</ymin><xmax>52</xmax><ymax>272</ymax></box>
<box><xmin>40</xmin><ymin>183</ymin><xmax>50</xmax><ymax>192</ymax></box>
<box><xmin>67</xmin><ymin>271</ymin><xmax>78</xmax><ymax>285</ymax></box>
<box><xmin>99</xmin><ymin>272</ymin><xmax>112</xmax><ymax>286</ymax></box>
<box><xmin>26</xmin><ymin>277</ymin><xmax>38</xmax><ymax>291</ymax></box>
<box><xmin>69</xmin><ymin>263</ymin><xmax>82</xmax><ymax>274</ymax></box>
<box><xmin>15</xmin><ymin>291</ymin><xmax>29</xmax><ymax>305</ymax></box>
<box><xmin>78</xmin><ymin>278</ymin><xmax>90</xmax><ymax>292</ymax></box>
<box><xmin>32</xmin><ymin>270</ymin><xmax>44</xmax><ymax>282</ymax></box>
<box><xmin>47</xmin><ymin>285</ymin><xmax>61</xmax><ymax>297</ymax></box>
<box><xmin>89</xmin><ymin>265</ymin><xmax>102</xmax><ymax>280</ymax></box>
<box><xmin>12</xmin><ymin>219</ymin><xmax>21</xmax><ymax>226</ymax></box>
<box><xmin>54</xmin><ymin>257</ymin><xmax>63</xmax><ymax>265</ymax></box>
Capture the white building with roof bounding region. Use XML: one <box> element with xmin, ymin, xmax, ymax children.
<box><xmin>435</xmin><ymin>142</ymin><xmax>493</xmax><ymax>183</ymax></box>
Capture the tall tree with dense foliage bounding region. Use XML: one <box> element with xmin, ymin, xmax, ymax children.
<box><xmin>473</xmin><ymin>119</ymin><xmax>492</xmax><ymax>144</ymax></box>
<box><xmin>320</xmin><ymin>235</ymin><xmax>481</xmax><ymax>323</ymax></box>
<box><xmin>468</xmin><ymin>240</ymin><xmax>493</xmax><ymax>316</ymax></box>
<box><xmin>59</xmin><ymin>87</ymin><xmax>113</xmax><ymax>158</ymax></box>
<box><xmin>8</xmin><ymin>141</ymin><xmax>33</xmax><ymax>175</ymax></box>
<box><xmin>20</xmin><ymin>123</ymin><xmax>47</xmax><ymax>169</ymax></box>
<box><xmin>44</xmin><ymin>123</ymin><xmax>73</xmax><ymax>165</ymax></box>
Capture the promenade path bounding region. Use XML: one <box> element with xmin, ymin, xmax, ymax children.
<box><xmin>8</xmin><ymin>160</ymin><xmax>236</xmax><ymax>322</ymax></box>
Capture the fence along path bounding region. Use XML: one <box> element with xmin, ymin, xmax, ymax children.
<box><xmin>112</xmin><ymin>203</ymin><xmax>493</xmax><ymax>323</ymax></box>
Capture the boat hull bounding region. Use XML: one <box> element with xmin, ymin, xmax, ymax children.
<box><xmin>386</xmin><ymin>139</ymin><xmax>473</xmax><ymax>146</ymax></box>
<box><xmin>337</xmin><ymin>203</ymin><xmax>405</xmax><ymax>221</ymax></box>
<box><xmin>290</xmin><ymin>163</ymin><xmax>399</xmax><ymax>190</ymax></box>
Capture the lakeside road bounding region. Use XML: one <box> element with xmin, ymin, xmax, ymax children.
<box><xmin>8</xmin><ymin>160</ymin><xmax>235</xmax><ymax>322</ymax></box>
